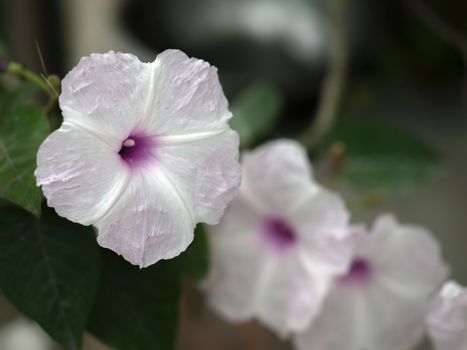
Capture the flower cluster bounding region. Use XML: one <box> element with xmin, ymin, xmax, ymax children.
<box><xmin>203</xmin><ymin>140</ymin><xmax>454</xmax><ymax>350</ymax></box>
<box><xmin>35</xmin><ymin>50</ymin><xmax>462</xmax><ymax>350</ymax></box>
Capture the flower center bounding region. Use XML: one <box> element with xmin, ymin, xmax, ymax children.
<box><xmin>118</xmin><ymin>134</ymin><xmax>156</xmax><ymax>169</ymax></box>
<box><xmin>262</xmin><ymin>217</ymin><xmax>297</xmax><ymax>251</ymax></box>
<box><xmin>339</xmin><ymin>257</ymin><xmax>373</xmax><ymax>286</ymax></box>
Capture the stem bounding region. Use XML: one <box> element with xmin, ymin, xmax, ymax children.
<box><xmin>7</xmin><ymin>62</ymin><xmax>52</xmax><ymax>94</ymax></box>
<box><xmin>5</xmin><ymin>62</ymin><xmax>60</xmax><ymax>115</ymax></box>
<box><xmin>299</xmin><ymin>0</ymin><xmax>350</xmax><ymax>149</ymax></box>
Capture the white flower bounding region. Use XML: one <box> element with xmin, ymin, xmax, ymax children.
<box><xmin>294</xmin><ymin>214</ymin><xmax>449</xmax><ymax>350</ymax></box>
<box><xmin>427</xmin><ymin>281</ymin><xmax>467</xmax><ymax>350</ymax></box>
<box><xmin>202</xmin><ymin>139</ymin><xmax>353</xmax><ymax>337</ymax></box>
<box><xmin>35</xmin><ymin>50</ymin><xmax>241</xmax><ymax>267</ymax></box>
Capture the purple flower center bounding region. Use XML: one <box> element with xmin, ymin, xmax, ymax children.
<box><xmin>118</xmin><ymin>133</ymin><xmax>156</xmax><ymax>169</ymax></box>
<box><xmin>339</xmin><ymin>257</ymin><xmax>373</xmax><ymax>286</ymax></box>
<box><xmin>262</xmin><ymin>217</ymin><xmax>297</xmax><ymax>251</ymax></box>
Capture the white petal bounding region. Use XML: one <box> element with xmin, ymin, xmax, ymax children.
<box><xmin>255</xmin><ymin>252</ymin><xmax>331</xmax><ymax>337</ymax></box>
<box><xmin>369</xmin><ymin>215</ymin><xmax>448</xmax><ymax>298</ymax></box>
<box><xmin>59</xmin><ymin>51</ymin><xmax>151</xmax><ymax>143</ymax></box>
<box><xmin>294</xmin><ymin>214</ymin><xmax>449</xmax><ymax>350</ymax></box>
<box><xmin>203</xmin><ymin>197</ymin><xmax>269</xmax><ymax>321</ymax></box>
<box><xmin>142</xmin><ymin>49</ymin><xmax>231</xmax><ymax>136</ymax></box>
<box><xmin>157</xmin><ymin>130</ymin><xmax>240</xmax><ymax>225</ymax></box>
<box><xmin>241</xmin><ymin>139</ymin><xmax>317</xmax><ymax>215</ymax></box>
<box><xmin>294</xmin><ymin>282</ymin><xmax>427</xmax><ymax>350</ymax></box>
<box><xmin>289</xmin><ymin>189</ymin><xmax>352</xmax><ymax>274</ymax></box>
<box><xmin>427</xmin><ymin>281</ymin><xmax>467</xmax><ymax>350</ymax></box>
<box><xmin>35</xmin><ymin>124</ymin><xmax>128</xmax><ymax>225</ymax></box>
<box><xmin>95</xmin><ymin>168</ymin><xmax>195</xmax><ymax>267</ymax></box>
<box><xmin>203</xmin><ymin>196</ymin><xmax>333</xmax><ymax>336</ymax></box>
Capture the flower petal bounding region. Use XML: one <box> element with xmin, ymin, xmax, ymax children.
<box><xmin>255</xmin><ymin>252</ymin><xmax>331</xmax><ymax>337</ymax></box>
<box><xmin>427</xmin><ymin>281</ymin><xmax>467</xmax><ymax>350</ymax></box>
<box><xmin>241</xmin><ymin>139</ymin><xmax>317</xmax><ymax>215</ymax></box>
<box><xmin>369</xmin><ymin>215</ymin><xmax>448</xmax><ymax>298</ymax></box>
<box><xmin>157</xmin><ymin>130</ymin><xmax>240</xmax><ymax>225</ymax></box>
<box><xmin>203</xmin><ymin>196</ymin><xmax>331</xmax><ymax>337</ymax></box>
<box><xmin>294</xmin><ymin>283</ymin><xmax>427</xmax><ymax>350</ymax></box>
<box><xmin>203</xmin><ymin>197</ymin><xmax>267</xmax><ymax>321</ymax></box>
<box><xmin>289</xmin><ymin>189</ymin><xmax>352</xmax><ymax>274</ymax></box>
<box><xmin>95</xmin><ymin>168</ymin><xmax>195</xmax><ymax>267</ymax></box>
<box><xmin>59</xmin><ymin>51</ymin><xmax>151</xmax><ymax>143</ymax></box>
<box><xmin>142</xmin><ymin>49</ymin><xmax>231</xmax><ymax>136</ymax></box>
<box><xmin>35</xmin><ymin>124</ymin><xmax>128</xmax><ymax>225</ymax></box>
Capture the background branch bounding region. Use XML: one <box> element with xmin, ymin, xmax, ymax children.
<box><xmin>299</xmin><ymin>0</ymin><xmax>349</xmax><ymax>149</ymax></box>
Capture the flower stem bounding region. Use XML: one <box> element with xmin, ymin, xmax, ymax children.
<box><xmin>5</xmin><ymin>62</ymin><xmax>61</xmax><ymax>114</ymax></box>
<box><xmin>6</xmin><ymin>62</ymin><xmax>52</xmax><ymax>94</ymax></box>
<box><xmin>299</xmin><ymin>0</ymin><xmax>349</xmax><ymax>150</ymax></box>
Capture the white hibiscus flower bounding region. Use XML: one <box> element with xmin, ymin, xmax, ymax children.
<box><xmin>35</xmin><ymin>50</ymin><xmax>241</xmax><ymax>268</ymax></box>
<box><xmin>294</xmin><ymin>214</ymin><xmax>449</xmax><ymax>350</ymax></box>
<box><xmin>202</xmin><ymin>139</ymin><xmax>353</xmax><ymax>337</ymax></box>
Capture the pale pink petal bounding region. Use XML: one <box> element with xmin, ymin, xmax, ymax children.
<box><xmin>35</xmin><ymin>124</ymin><xmax>128</xmax><ymax>225</ymax></box>
<box><xmin>203</xmin><ymin>197</ymin><xmax>268</xmax><ymax>321</ymax></box>
<box><xmin>255</xmin><ymin>252</ymin><xmax>331</xmax><ymax>337</ymax></box>
<box><xmin>294</xmin><ymin>215</ymin><xmax>448</xmax><ymax>350</ymax></box>
<box><xmin>294</xmin><ymin>282</ymin><xmax>427</xmax><ymax>350</ymax></box>
<box><xmin>157</xmin><ymin>130</ymin><xmax>240</xmax><ymax>225</ymax></box>
<box><xmin>241</xmin><ymin>140</ymin><xmax>316</xmax><ymax>215</ymax></box>
<box><xmin>427</xmin><ymin>281</ymin><xmax>467</xmax><ymax>350</ymax></box>
<box><xmin>289</xmin><ymin>189</ymin><xmax>352</xmax><ymax>274</ymax></box>
<box><xmin>95</xmin><ymin>167</ymin><xmax>195</xmax><ymax>267</ymax></box>
<box><xmin>369</xmin><ymin>215</ymin><xmax>448</xmax><ymax>298</ymax></box>
<box><xmin>60</xmin><ymin>51</ymin><xmax>151</xmax><ymax>143</ymax></box>
<box><xmin>142</xmin><ymin>49</ymin><xmax>231</xmax><ymax>136</ymax></box>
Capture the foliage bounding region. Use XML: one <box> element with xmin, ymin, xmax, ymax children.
<box><xmin>0</xmin><ymin>84</ymin><xmax>48</xmax><ymax>216</ymax></box>
<box><xmin>230</xmin><ymin>81</ymin><xmax>282</xmax><ymax>147</ymax></box>
<box><xmin>326</xmin><ymin>117</ymin><xmax>441</xmax><ymax>193</ymax></box>
<box><xmin>0</xmin><ymin>206</ymin><xmax>100</xmax><ymax>349</ymax></box>
<box><xmin>88</xmin><ymin>251</ymin><xmax>181</xmax><ymax>350</ymax></box>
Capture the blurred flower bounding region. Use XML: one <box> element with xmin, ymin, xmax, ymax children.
<box><xmin>35</xmin><ymin>50</ymin><xmax>240</xmax><ymax>267</ymax></box>
<box><xmin>427</xmin><ymin>281</ymin><xmax>467</xmax><ymax>350</ymax></box>
<box><xmin>0</xmin><ymin>319</ymin><xmax>53</xmax><ymax>350</ymax></box>
<box><xmin>202</xmin><ymin>140</ymin><xmax>353</xmax><ymax>337</ymax></box>
<box><xmin>294</xmin><ymin>214</ymin><xmax>449</xmax><ymax>350</ymax></box>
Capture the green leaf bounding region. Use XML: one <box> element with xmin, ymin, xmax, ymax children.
<box><xmin>0</xmin><ymin>83</ymin><xmax>40</xmax><ymax>114</ymax></box>
<box><xmin>0</xmin><ymin>100</ymin><xmax>49</xmax><ymax>216</ymax></box>
<box><xmin>230</xmin><ymin>81</ymin><xmax>282</xmax><ymax>147</ymax></box>
<box><xmin>327</xmin><ymin>117</ymin><xmax>441</xmax><ymax>193</ymax></box>
<box><xmin>174</xmin><ymin>224</ymin><xmax>209</xmax><ymax>280</ymax></box>
<box><xmin>0</xmin><ymin>206</ymin><xmax>101</xmax><ymax>350</ymax></box>
<box><xmin>89</xmin><ymin>251</ymin><xmax>181</xmax><ymax>350</ymax></box>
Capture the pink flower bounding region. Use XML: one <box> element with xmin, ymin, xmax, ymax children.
<box><xmin>427</xmin><ymin>281</ymin><xmax>467</xmax><ymax>350</ymax></box>
<box><xmin>202</xmin><ymin>140</ymin><xmax>353</xmax><ymax>337</ymax></box>
<box><xmin>294</xmin><ymin>214</ymin><xmax>449</xmax><ymax>350</ymax></box>
<box><xmin>35</xmin><ymin>50</ymin><xmax>241</xmax><ymax>267</ymax></box>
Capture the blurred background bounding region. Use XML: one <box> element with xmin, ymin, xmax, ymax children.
<box><xmin>0</xmin><ymin>0</ymin><xmax>466</xmax><ymax>349</ymax></box>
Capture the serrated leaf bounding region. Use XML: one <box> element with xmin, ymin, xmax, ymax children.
<box><xmin>327</xmin><ymin>117</ymin><xmax>441</xmax><ymax>193</ymax></box>
<box><xmin>175</xmin><ymin>224</ymin><xmax>209</xmax><ymax>280</ymax></box>
<box><xmin>88</xmin><ymin>251</ymin><xmax>181</xmax><ymax>350</ymax></box>
<box><xmin>0</xmin><ymin>104</ymin><xmax>49</xmax><ymax>216</ymax></box>
<box><xmin>230</xmin><ymin>82</ymin><xmax>282</xmax><ymax>147</ymax></box>
<box><xmin>0</xmin><ymin>206</ymin><xmax>101</xmax><ymax>350</ymax></box>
